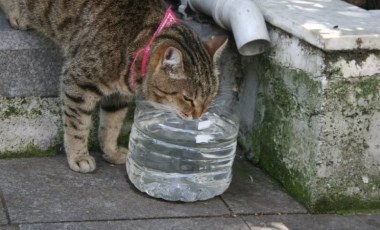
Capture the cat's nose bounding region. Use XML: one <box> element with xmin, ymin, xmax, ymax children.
<box><xmin>192</xmin><ymin>107</ymin><xmax>203</xmax><ymax>119</ymax></box>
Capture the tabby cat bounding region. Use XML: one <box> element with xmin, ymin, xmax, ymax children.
<box><xmin>0</xmin><ymin>0</ymin><xmax>227</xmax><ymax>173</ymax></box>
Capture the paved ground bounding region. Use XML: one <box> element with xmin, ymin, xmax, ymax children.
<box><xmin>0</xmin><ymin>152</ymin><xmax>378</xmax><ymax>230</ymax></box>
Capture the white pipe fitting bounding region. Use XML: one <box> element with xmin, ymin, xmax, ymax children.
<box><xmin>182</xmin><ymin>0</ymin><xmax>270</xmax><ymax>56</ymax></box>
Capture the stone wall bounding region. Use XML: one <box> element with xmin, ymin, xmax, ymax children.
<box><xmin>239</xmin><ymin>25</ymin><xmax>380</xmax><ymax>213</ymax></box>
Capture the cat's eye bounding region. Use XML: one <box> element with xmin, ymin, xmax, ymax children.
<box><xmin>154</xmin><ymin>87</ymin><xmax>178</xmax><ymax>96</ymax></box>
<box><xmin>183</xmin><ymin>95</ymin><xmax>193</xmax><ymax>102</ymax></box>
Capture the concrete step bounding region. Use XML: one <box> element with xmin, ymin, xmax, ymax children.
<box><xmin>0</xmin><ymin>12</ymin><xmax>61</xmax><ymax>98</ymax></box>
<box><xmin>0</xmin><ymin>12</ymin><xmax>63</xmax><ymax>156</ymax></box>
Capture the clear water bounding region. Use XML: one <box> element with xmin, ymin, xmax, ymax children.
<box><xmin>126</xmin><ymin>101</ymin><xmax>238</xmax><ymax>202</ymax></box>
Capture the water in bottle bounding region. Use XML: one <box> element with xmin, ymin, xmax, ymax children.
<box><xmin>126</xmin><ymin>100</ymin><xmax>239</xmax><ymax>202</ymax></box>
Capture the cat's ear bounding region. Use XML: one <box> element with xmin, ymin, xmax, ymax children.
<box><xmin>162</xmin><ymin>47</ymin><xmax>183</xmax><ymax>67</ymax></box>
<box><xmin>161</xmin><ymin>47</ymin><xmax>186</xmax><ymax>79</ymax></box>
<box><xmin>203</xmin><ymin>35</ymin><xmax>229</xmax><ymax>58</ymax></box>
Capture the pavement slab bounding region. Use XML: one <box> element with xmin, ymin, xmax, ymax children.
<box><xmin>0</xmin><ymin>153</ymin><xmax>378</xmax><ymax>229</ymax></box>
<box><xmin>221</xmin><ymin>156</ymin><xmax>307</xmax><ymax>215</ymax></box>
<box><xmin>0</xmin><ymin>226</ymin><xmax>18</xmax><ymax>230</ymax></box>
<box><xmin>243</xmin><ymin>214</ymin><xmax>380</xmax><ymax>230</ymax></box>
<box><xmin>0</xmin><ymin>154</ymin><xmax>229</xmax><ymax>224</ymax></box>
<box><xmin>19</xmin><ymin>217</ymin><xmax>249</xmax><ymax>230</ymax></box>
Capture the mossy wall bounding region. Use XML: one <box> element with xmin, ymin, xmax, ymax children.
<box><xmin>0</xmin><ymin>97</ymin><xmax>133</xmax><ymax>159</ymax></box>
<box><xmin>313</xmin><ymin>74</ymin><xmax>380</xmax><ymax>213</ymax></box>
<box><xmin>248</xmin><ymin>49</ymin><xmax>380</xmax><ymax>213</ymax></box>
<box><xmin>249</xmin><ymin>55</ymin><xmax>322</xmax><ymax>210</ymax></box>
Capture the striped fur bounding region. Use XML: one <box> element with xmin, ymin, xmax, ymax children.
<box><xmin>0</xmin><ymin>0</ymin><xmax>228</xmax><ymax>173</ymax></box>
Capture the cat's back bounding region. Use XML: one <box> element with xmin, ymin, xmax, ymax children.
<box><xmin>22</xmin><ymin>0</ymin><xmax>165</xmax><ymax>50</ymax></box>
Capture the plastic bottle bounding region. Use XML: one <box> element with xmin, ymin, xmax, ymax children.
<box><xmin>126</xmin><ymin>98</ymin><xmax>239</xmax><ymax>202</ymax></box>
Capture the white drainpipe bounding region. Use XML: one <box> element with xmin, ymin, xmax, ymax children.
<box><xmin>180</xmin><ymin>0</ymin><xmax>270</xmax><ymax>56</ymax></box>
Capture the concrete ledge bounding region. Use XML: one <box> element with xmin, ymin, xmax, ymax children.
<box><xmin>253</xmin><ymin>0</ymin><xmax>380</xmax><ymax>51</ymax></box>
<box><xmin>0</xmin><ymin>96</ymin><xmax>134</xmax><ymax>158</ymax></box>
<box><xmin>0</xmin><ymin>97</ymin><xmax>61</xmax><ymax>156</ymax></box>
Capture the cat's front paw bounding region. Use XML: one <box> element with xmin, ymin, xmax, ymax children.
<box><xmin>8</xmin><ymin>17</ymin><xmax>28</xmax><ymax>30</ymax></box>
<box><xmin>68</xmin><ymin>155</ymin><xmax>96</xmax><ymax>173</ymax></box>
<box><xmin>102</xmin><ymin>147</ymin><xmax>128</xmax><ymax>165</ymax></box>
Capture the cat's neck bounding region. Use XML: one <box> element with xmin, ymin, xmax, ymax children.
<box><xmin>128</xmin><ymin>8</ymin><xmax>179</xmax><ymax>91</ymax></box>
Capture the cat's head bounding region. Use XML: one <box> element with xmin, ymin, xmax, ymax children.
<box><xmin>142</xmin><ymin>26</ymin><xmax>228</xmax><ymax>119</ymax></box>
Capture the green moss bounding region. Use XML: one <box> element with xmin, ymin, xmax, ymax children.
<box><xmin>0</xmin><ymin>143</ymin><xmax>59</xmax><ymax>159</ymax></box>
<box><xmin>327</xmin><ymin>75</ymin><xmax>380</xmax><ymax>112</ymax></box>
<box><xmin>2</xmin><ymin>105</ymin><xmax>25</xmax><ymax>119</ymax></box>
<box><xmin>0</xmin><ymin>97</ymin><xmax>59</xmax><ymax>120</ymax></box>
<box><xmin>253</xmin><ymin>60</ymin><xmax>380</xmax><ymax>213</ymax></box>
<box><xmin>313</xmin><ymin>195</ymin><xmax>380</xmax><ymax>214</ymax></box>
<box><xmin>356</xmin><ymin>77</ymin><xmax>380</xmax><ymax>99</ymax></box>
<box><xmin>31</xmin><ymin>108</ymin><xmax>43</xmax><ymax>116</ymax></box>
<box><xmin>0</xmin><ymin>96</ymin><xmax>135</xmax><ymax>158</ymax></box>
<box><xmin>329</xmin><ymin>80</ymin><xmax>351</xmax><ymax>105</ymax></box>
<box><xmin>249</xmin><ymin>55</ymin><xmax>323</xmax><ymax>211</ymax></box>
<box><xmin>253</xmin><ymin>117</ymin><xmax>312</xmax><ymax>208</ymax></box>
<box><xmin>258</xmin><ymin>130</ymin><xmax>312</xmax><ymax>206</ymax></box>
<box><xmin>325</xmin><ymin>50</ymin><xmax>380</xmax><ymax>69</ymax></box>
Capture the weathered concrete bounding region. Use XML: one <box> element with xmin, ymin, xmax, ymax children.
<box><xmin>243</xmin><ymin>214</ymin><xmax>380</xmax><ymax>230</ymax></box>
<box><xmin>0</xmin><ymin>97</ymin><xmax>61</xmax><ymax>156</ymax></box>
<box><xmin>0</xmin><ymin>155</ymin><xmax>229</xmax><ymax>224</ymax></box>
<box><xmin>20</xmin><ymin>218</ymin><xmax>249</xmax><ymax>230</ymax></box>
<box><xmin>239</xmin><ymin>25</ymin><xmax>380</xmax><ymax>213</ymax></box>
<box><xmin>0</xmin><ymin>97</ymin><xmax>133</xmax><ymax>158</ymax></box>
<box><xmin>222</xmin><ymin>155</ymin><xmax>307</xmax><ymax>215</ymax></box>
<box><xmin>0</xmin><ymin>154</ymin><xmax>378</xmax><ymax>230</ymax></box>
<box><xmin>0</xmin><ymin>153</ymin><xmax>306</xmax><ymax>225</ymax></box>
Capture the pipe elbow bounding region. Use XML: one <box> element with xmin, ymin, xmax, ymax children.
<box><xmin>186</xmin><ymin>0</ymin><xmax>270</xmax><ymax>56</ymax></box>
<box><xmin>218</xmin><ymin>0</ymin><xmax>270</xmax><ymax>56</ymax></box>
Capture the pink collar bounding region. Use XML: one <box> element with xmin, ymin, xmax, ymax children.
<box><xmin>129</xmin><ymin>8</ymin><xmax>179</xmax><ymax>90</ymax></box>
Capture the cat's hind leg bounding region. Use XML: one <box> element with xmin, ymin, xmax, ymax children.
<box><xmin>98</xmin><ymin>93</ymin><xmax>129</xmax><ymax>165</ymax></box>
